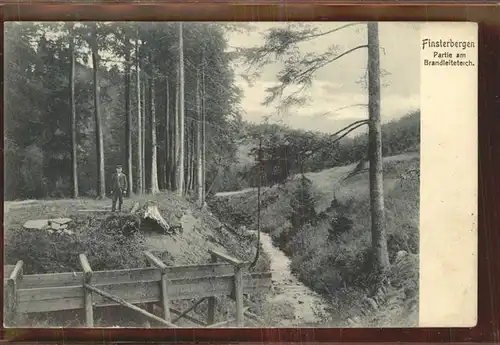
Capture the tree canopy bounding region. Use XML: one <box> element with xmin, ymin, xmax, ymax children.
<box><xmin>4</xmin><ymin>22</ymin><xmax>243</xmax><ymax>200</ymax></box>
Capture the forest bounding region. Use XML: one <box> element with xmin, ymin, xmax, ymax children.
<box><xmin>217</xmin><ymin>110</ymin><xmax>420</xmax><ymax>192</ymax></box>
<box><xmin>5</xmin><ymin>22</ymin><xmax>420</xmax><ymax>202</ymax></box>
<box><xmin>4</xmin><ymin>22</ymin><xmax>243</xmax><ymax>202</ymax></box>
<box><xmin>4</xmin><ymin>21</ymin><xmax>421</xmax><ymax>327</ymax></box>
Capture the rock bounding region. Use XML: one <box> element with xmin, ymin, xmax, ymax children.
<box><xmin>48</xmin><ymin>222</ymin><xmax>66</xmax><ymax>230</ymax></box>
<box><xmin>24</xmin><ymin>218</ymin><xmax>73</xmax><ymax>232</ymax></box>
<box><xmin>23</xmin><ymin>219</ymin><xmax>49</xmax><ymax>230</ymax></box>
<box><xmin>394</xmin><ymin>250</ymin><xmax>408</xmax><ymax>263</ymax></box>
<box><xmin>51</xmin><ymin>218</ymin><xmax>72</xmax><ymax>225</ymax></box>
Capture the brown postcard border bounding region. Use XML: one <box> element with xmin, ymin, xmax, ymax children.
<box><xmin>1</xmin><ymin>2</ymin><xmax>499</xmax><ymax>343</ymax></box>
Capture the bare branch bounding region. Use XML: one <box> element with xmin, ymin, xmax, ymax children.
<box><xmin>300</xmin><ymin>23</ymin><xmax>365</xmax><ymax>42</ymax></box>
<box><xmin>302</xmin><ymin>120</ymin><xmax>369</xmax><ymax>159</ymax></box>
<box><xmin>239</xmin><ymin>23</ymin><xmax>364</xmax><ymax>83</ymax></box>
<box><xmin>317</xmin><ymin>104</ymin><xmax>368</xmax><ymax>119</ymax></box>
<box><xmin>262</xmin><ymin>44</ymin><xmax>369</xmax><ymax>107</ymax></box>
<box><xmin>296</xmin><ymin>44</ymin><xmax>368</xmax><ymax>81</ymax></box>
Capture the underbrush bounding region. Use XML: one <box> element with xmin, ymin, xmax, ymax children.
<box><xmin>212</xmin><ymin>156</ymin><xmax>420</xmax><ymax>327</ymax></box>
<box><xmin>284</xmin><ymin>159</ymin><xmax>419</xmax><ymax>326</ymax></box>
<box><xmin>5</xmin><ymin>214</ymin><xmax>149</xmax><ymax>274</ymax></box>
<box><xmin>5</xmin><ymin>192</ymin><xmax>272</xmax><ymax>327</ymax></box>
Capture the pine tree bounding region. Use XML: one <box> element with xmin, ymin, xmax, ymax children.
<box><xmin>289</xmin><ymin>175</ymin><xmax>316</xmax><ymax>230</ymax></box>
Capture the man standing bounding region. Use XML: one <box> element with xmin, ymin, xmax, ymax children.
<box><xmin>111</xmin><ymin>164</ymin><xmax>128</xmax><ymax>212</ymax></box>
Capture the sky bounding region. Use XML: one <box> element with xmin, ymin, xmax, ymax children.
<box><xmin>226</xmin><ymin>22</ymin><xmax>421</xmax><ymax>135</ymax></box>
<box><xmin>9</xmin><ymin>21</ymin><xmax>420</xmax><ymax>136</ymax></box>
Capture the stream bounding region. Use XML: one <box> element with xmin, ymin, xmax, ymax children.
<box><xmin>247</xmin><ymin>230</ymin><xmax>331</xmax><ymax>327</ymax></box>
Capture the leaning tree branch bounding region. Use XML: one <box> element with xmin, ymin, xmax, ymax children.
<box><xmin>265</xmin><ymin>44</ymin><xmax>370</xmax><ymax>106</ymax></box>
<box><xmin>303</xmin><ymin>120</ymin><xmax>369</xmax><ymax>159</ymax></box>
<box><xmin>294</xmin><ymin>44</ymin><xmax>368</xmax><ymax>82</ymax></box>
<box><xmin>240</xmin><ymin>23</ymin><xmax>364</xmax><ymax>82</ymax></box>
<box><xmin>317</xmin><ymin>103</ymin><xmax>368</xmax><ymax>119</ymax></box>
<box><xmin>300</xmin><ymin>22</ymin><xmax>365</xmax><ymax>42</ymax></box>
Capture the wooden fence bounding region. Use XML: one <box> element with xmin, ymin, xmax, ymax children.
<box><xmin>3</xmin><ymin>249</ymin><xmax>272</xmax><ymax>328</ymax></box>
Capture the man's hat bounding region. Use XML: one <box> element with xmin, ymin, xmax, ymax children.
<box><xmin>116</xmin><ymin>164</ymin><xmax>123</xmax><ymax>168</ymax></box>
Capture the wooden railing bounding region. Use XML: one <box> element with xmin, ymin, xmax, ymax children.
<box><xmin>4</xmin><ymin>260</ymin><xmax>24</xmax><ymax>324</ymax></box>
<box><xmin>3</xmin><ymin>250</ymin><xmax>271</xmax><ymax>327</ymax></box>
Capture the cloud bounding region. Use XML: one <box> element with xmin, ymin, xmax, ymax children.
<box><xmin>229</xmin><ymin>22</ymin><xmax>421</xmax><ymax>134</ymax></box>
<box><xmin>238</xmin><ymin>78</ymin><xmax>419</xmax><ymax>133</ymax></box>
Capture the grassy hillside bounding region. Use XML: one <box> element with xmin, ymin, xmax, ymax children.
<box><xmin>214</xmin><ymin>111</ymin><xmax>420</xmax><ymax>194</ymax></box>
<box><xmin>4</xmin><ymin>192</ymin><xmax>271</xmax><ymax>327</ymax></box>
<box><xmin>209</xmin><ymin>153</ymin><xmax>419</xmax><ymax>327</ymax></box>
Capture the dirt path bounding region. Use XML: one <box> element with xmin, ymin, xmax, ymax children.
<box><xmin>248</xmin><ymin>230</ymin><xmax>331</xmax><ymax>326</ymax></box>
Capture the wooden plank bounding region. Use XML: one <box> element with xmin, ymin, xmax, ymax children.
<box><xmin>19</xmin><ymin>271</ymin><xmax>84</xmax><ymax>289</ymax></box>
<box><xmin>234</xmin><ymin>266</ymin><xmax>244</xmax><ymax>327</ymax></box>
<box><xmin>8</xmin><ymin>261</ymin><xmax>23</xmax><ymax>281</ymax></box>
<box><xmin>84</xmin><ymin>283</ymin><xmax>178</xmax><ymax>328</ymax></box>
<box><xmin>206</xmin><ymin>253</ymin><xmax>217</xmax><ymax>325</ymax></box>
<box><xmin>208</xmin><ymin>249</ymin><xmax>246</xmax><ymax>268</ymax></box>
<box><xmin>144</xmin><ymin>251</ymin><xmax>167</xmax><ymax>272</ymax></box>
<box><xmin>166</xmin><ymin>263</ymin><xmax>234</xmax><ymax>279</ymax></box>
<box><xmin>19</xmin><ymin>263</ymin><xmax>235</xmax><ymax>289</ymax></box>
<box><xmin>169</xmin><ymin>307</ymin><xmax>207</xmax><ymax>326</ymax></box>
<box><xmin>79</xmin><ymin>254</ymin><xmax>93</xmax><ymax>327</ymax></box>
<box><xmin>144</xmin><ymin>251</ymin><xmax>171</xmax><ymax>322</ymax></box>
<box><xmin>171</xmin><ymin>297</ymin><xmax>206</xmax><ymax>323</ymax></box>
<box><xmin>79</xmin><ymin>254</ymin><xmax>92</xmax><ymax>282</ymax></box>
<box><xmin>4</xmin><ymin>265</ymin><xmax>15</xmax><ymax>279</ymax></box>
<box><xmin>4</xmin><ymin>279</ymin><xmax>16</xmax><ymax>326</ymax></box>
<box><xmin>4</xmin><ymin>261</ymin><xmax>24</xmax><ymax>326</ymax></box>
<box><xmin>17</xmin><ymin>273</ymin><xmax>272</xmax><ymax>314</ymax></box>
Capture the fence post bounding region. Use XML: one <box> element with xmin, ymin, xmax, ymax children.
<box><xmin>206</xmin><ymin>252</ymin><xmax>217</xmax><ymax>325</ymax></box>
<box><xmin>4</xmin><ymin>260</ymin><xmax>24</xmax><ymax>326</ymax></box>
<box><xmin>233</xmin><ymin>265</ymin><xmax>244</xmax><ymax>327</ymax></box>
<box><xmin>79</xmin><ymin>254</ymin><xmax>94</xmax><ymax>327</ymax></box>
<box><xmin>207</xmin><ymin>249</ymin><xmax>246</xmax><ymax>327</ymax></box>
<box><xmin>144</xmin><ymin>251</ymin><xmax>171</xmax><ymax>322</ymax></box>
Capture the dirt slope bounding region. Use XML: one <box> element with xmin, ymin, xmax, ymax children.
<box><xmin>3</xmin><ymin>192</ymin><xmax>272</xmax><ymax>327</ymax></box>
<box><xmin>4</xmin><ymin>192</ymin><xmax>266</xmax><ymax>268</ymax></box>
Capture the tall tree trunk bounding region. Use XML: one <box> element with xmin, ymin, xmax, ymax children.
<box><xmin>177</xmin><ymin>22</ymin><xmax>185</xmax><ymax>197</ymax></box>
<box><xmin>173</xmin><ymin>68</ymin><xmax>180</xmax><ymax>191</ymax></box>
<box><xmin>196</xmin><ymin>70</ymin><xmax>203</xmax><ymax>206</ymax></box>
<box><xmin>125</xmin><ymin>40</ymin><xmax>133</xmax><ymax>197</ymax></box>
<box><xmin>69</xmin><ymin>31</ymin><xmax>79</xmax><ymax>198</ymax></box>
<box><xmin>149</xmin><ymin>54</ymin><xmax>160</xmax><ymax>194</ymax></box>
<box><xmin>142</xmin><ymin>67</ymin><xmax>147</xmax><ymax>191</ymax></box>
<box><xmin>367</xmin><ymin>22</ymin><xmax>389</xmax><ymax>270</ymax></box>
<box><xmin>135</xmin><ymin>38</ymin><xmax>143</xmax><ymax>195</ymax></box>
<box><xmin>201</xmin><ymin>55</ymin><xmax>207</xmax><ymax>204</ymax></box>
<box><xmin>91</xmin><ymin>25</ymin><xmax>106</xmax><ymax>199</ymax></box>
<box><xmin>165</xmin><ymin>79</ymin><xmax>171</xmax><ymax>190</ymax></box>
<box><xmin>190</xmin><ymin>122</ymin><xmax>196</xmax><ymax>191</ymax></box>
<box><xmin>185</xmin><ymin>125</ymin><xmax>191</xmax><ymax>192</ymax></box>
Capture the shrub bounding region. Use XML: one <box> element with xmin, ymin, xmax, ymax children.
<box><xmin>328</xmin><ymin>215</ymin><xmax>354</xmax><ymax>242</ymax></box>
<box><xmin>289</xmin><ymin>175</ymin><xmax>316</xmax><ymax>230</ymax></box>
<box><xmin>5</xmin><ymin>214</ymin><xmax>149</xmax><ymax>274</ymax></box>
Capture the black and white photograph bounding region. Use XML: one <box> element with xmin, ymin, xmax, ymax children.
<box><xmin>4</xmin><ymin>21</ymin><xmax>421</xmax><ymax>328</ymax></box>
